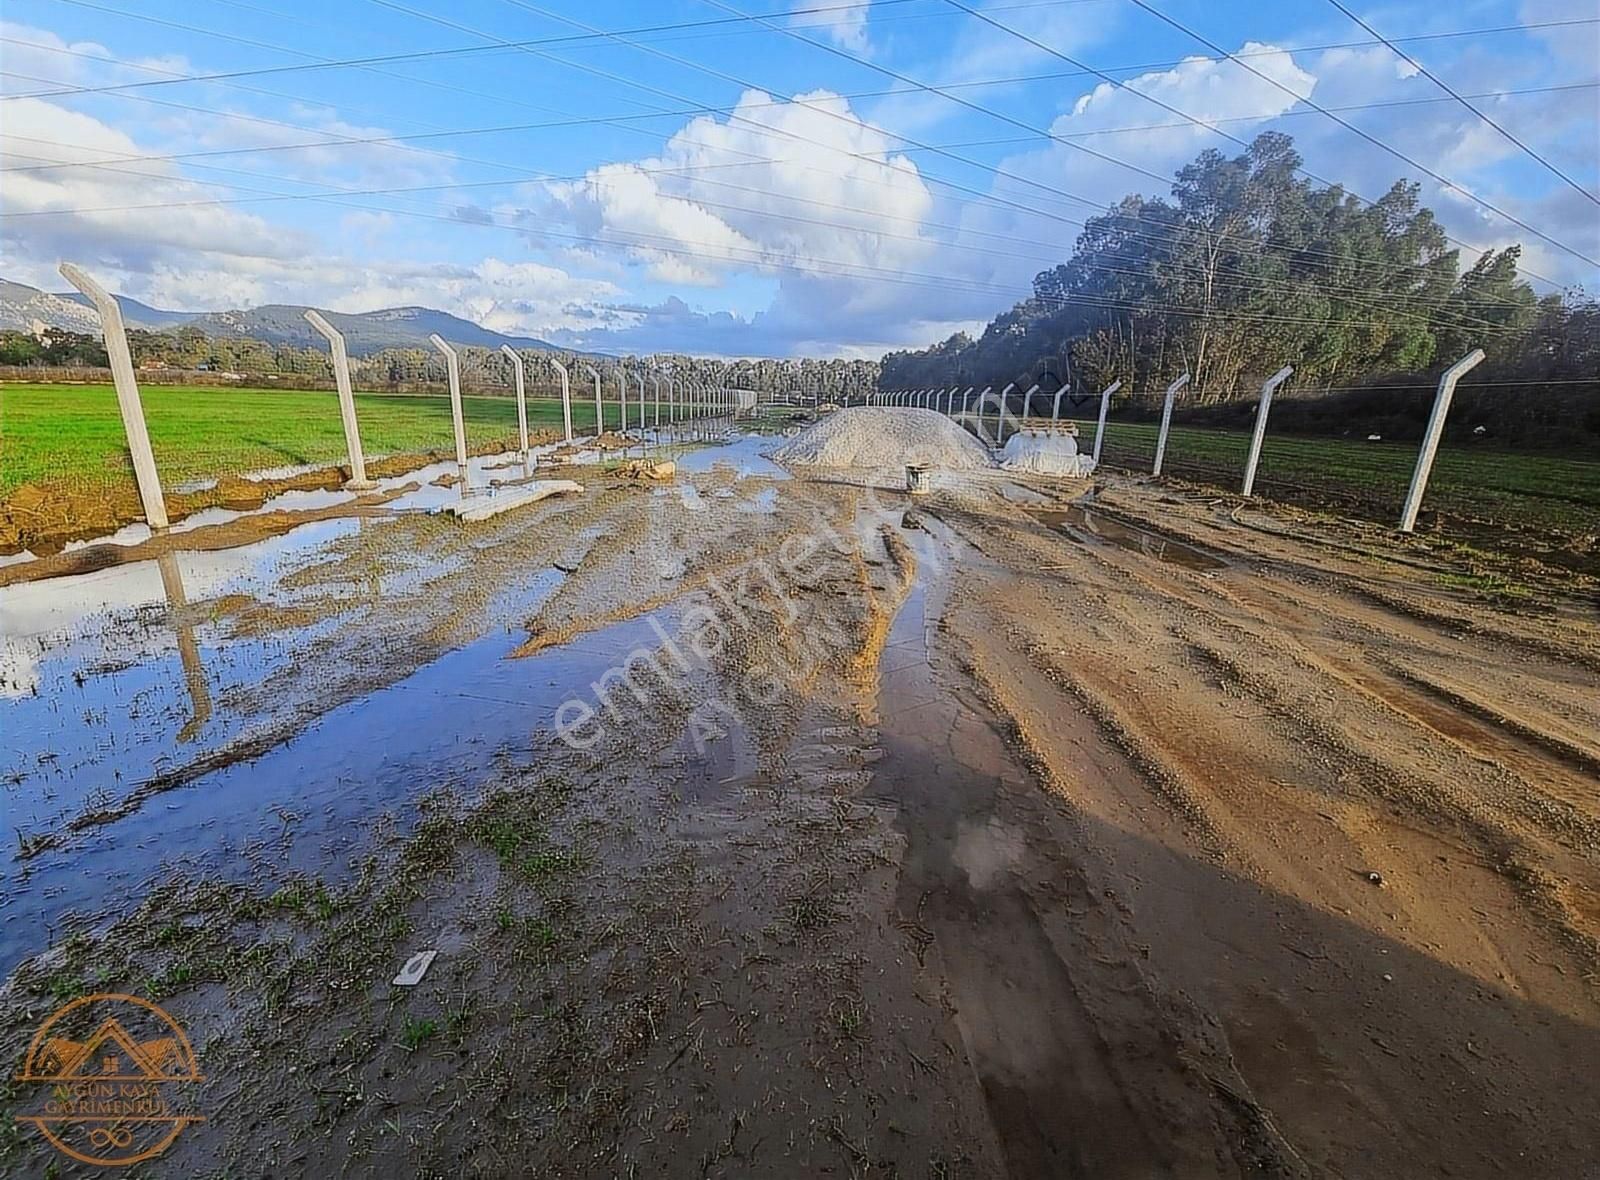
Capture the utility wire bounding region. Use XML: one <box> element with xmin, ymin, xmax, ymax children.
<box><xmin>1322</xmin><ymin>0</ymin><xmax>1598</xmax><ymax>208</ymax></box>
<box><xmin>9</xmin><ymin>0</ymin><xmax>1588</xmax><ymax>102</ymax></box>
<box><xmin>12</xmin><ymin>36</ymin><xmax>1586</xmax><ymax>174</ymax></box>
<box><xmin>6</xmin><ymin>131</ymin><xmax>1501</xmax><ymax>330</ymax></box>
<box><xmin>653</xmin><ymin>0</ymin><xmax>1571</xmax><ymax>293</ymax></box>
<box><xmin>8</xmin><ymin>2</ymin><xmax>1586</xmax><ymax>298</ymax></box>
<box><xmin>1</xmin><ymin>140</ymin><xmax>1529</xmax><ymax>337</ymax></box>
<box><xmin>490</xmin><ymin>0</ymin><xmax>1558</xmax><ymax>304</ymax></box>
<box><xmin>1120</xmin><ymin>0</ymin><xmax>1599</xmax><ymax>270</ymax></box>
<box><xmin>6</xmin><ymin>3</ymin><xmax>1562</xmax><ymax>315</ymax></box>
<box><xmin>0</xmin><ymin>73</ymin><xmax>1534</xmax><ymax>333</ymax></box>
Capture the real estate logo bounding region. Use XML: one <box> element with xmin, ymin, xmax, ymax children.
<box><xmin>14</xmin><ymin>992</ymin><xmax>205</xmax><ymax>1167</ymax></box>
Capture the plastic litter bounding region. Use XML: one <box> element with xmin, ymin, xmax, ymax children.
<box><xmin>393</xmin><ymin>949</ymin><xmax>438</xmax><ymax>986</ymax></box>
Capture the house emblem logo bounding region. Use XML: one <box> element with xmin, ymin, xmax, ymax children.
<box><xmin>14</xmin><ymin>993</ymin><xmax>204</xmax><ymax>1167</ymax></box>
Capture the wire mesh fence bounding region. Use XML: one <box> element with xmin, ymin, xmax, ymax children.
<box><xmin>866</xmin><ymin>381</ymin><xmax>1600</xmax><ymax>545</ymax></box>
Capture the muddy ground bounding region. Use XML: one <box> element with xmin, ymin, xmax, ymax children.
<box><xmin>2</xmin><ymin>434</ymin><xmax>1597</xmax><ymax>1178</ymax></box>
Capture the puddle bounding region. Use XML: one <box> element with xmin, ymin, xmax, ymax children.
<box><xmin>736</xmin><ymin>487</ymin><xmax>779</xmax><ymax>514</ymax></box>
<box><xmin>1029</xmin><ymin>505</ymin><xmax>1225</xmax><ymax>571</ymax></box>
<box><xmin>673</xmin><ymin>713</ymin><xmax>759</xmax><ymax>804</ymax></box>
<box><xmin>669</xmin><ymin>434</ymin><xmax>791</xmax><ymax>480</ymax></box>
<box><xmin>0</xmin><ymin>430</ymin><xmax>776</xmax><ymax>973</ymax></box>
<box><xmin>0</xmin><ymin>571</ymin><xmax>674</xmax><ymax>974</ymax></box>
<box><xmin>48</xmin><ymin>440</ymin><xmax>609</xmax><ymax>557</ymax></box>
<box><xmin>870</xmin><ymin>517</ymin><xmax>1137</xmax><ymax>1173</ymax></box>
<box><xmin>997</xmin><ymin>482</ymin><xmax>1053</xmax><ymax>506</ymax></box>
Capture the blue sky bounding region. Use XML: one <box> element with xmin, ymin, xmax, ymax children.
<box><xmin>3</xmin><ymin>0</ymin><xmax>1596</xmax><ymax>356</ymax></box>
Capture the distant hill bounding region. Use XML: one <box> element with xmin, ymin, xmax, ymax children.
<box><xmin>1</xmin><ymin>278</ymin><xmax>566</xmax><ymax>356</ymax></box>
<box><xmin>0</xmin><ymin>279</ymin><xmax>105</xmax><ymax>335</ymax></box>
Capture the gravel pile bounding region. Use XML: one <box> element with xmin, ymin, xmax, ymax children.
<box><xmin>771</xmin><ymin>407</ymin><xmax>994</xmax><ymax>470</ymax></box>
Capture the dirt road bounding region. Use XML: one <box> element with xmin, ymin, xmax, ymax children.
<box><xmin>2</xmin><ymin>439</ymin><xmax>1596</xmax><ymax>1177</ymax></box>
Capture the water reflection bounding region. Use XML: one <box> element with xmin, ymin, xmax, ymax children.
<box><xmin>156</xmin><ymin>551</ymin><xmax>212</xmax><ymax>743</ymax></box>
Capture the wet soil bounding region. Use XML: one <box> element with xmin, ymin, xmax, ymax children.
<box><xmin>0</xmin><ymin>433</ymin><xmax>564</xmax><ymax>558</ymax></box>
<box><xmin>2</xmin><ymin>438</ymin><xmax>1597</xmax><ymax>1177</ymax></box>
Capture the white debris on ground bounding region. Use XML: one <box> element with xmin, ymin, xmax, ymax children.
<box><xmin>1000</xmin><ymin>426</ymin><xmax>1096</xmax><ymax>478</ymax></box>
<box><xmin>434</xmin><ymin>480</ymin><xmax>584</xmax><ymax>521</ymax></box>
<box><xmin>771</xmin><ymin>406</ymin><xmax>994</xmax><ymax>470</ymax></box>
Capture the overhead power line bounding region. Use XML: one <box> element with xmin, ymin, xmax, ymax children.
<box><xmin>4</xmin><ymin>131</ymin><xmax>1530</xmax><ymax>342</ymax></box>
<box><xmin>5</xmin><ymin>0</ymin><xmax>1567</xmax><ymax>315</ymax></box>
<box><xmin>8</xmin><ymin>0</ymin><xmax>1590</xmax><ymax>103</ymax></box>
<box><xmin>10</xmin><ymin>0</ymin><xmax>1588</xmax><ymax>296</ymax></box>
<box><xmin>1119</xmin><ymin>0</ymin><xmax>1600</xmax><ymax>270</ymax></box>
<box><xmin>1322</xmin><ymin>0</ymin><xmax>1599</xmax><ymax>209</ymax></box>
<box><xmin>0</xmin><ymin>52</ymin><xmax>1548</xmax><ymax>326</ymax></box>
<box><xmin>656</xmin><ymin>0</ymin><xmax>1571</xmax><ymax>291</ymax></box>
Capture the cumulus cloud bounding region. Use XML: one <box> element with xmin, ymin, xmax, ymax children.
<box><xmin>796</xmin><ymin>0</ymin><xmax>871</xmax><ymax>53</ymax></box>
<box><xmin>548</xmin><ymin>293</ymin><xmax>985</xmax><ymax>359</ymax></box>
<box><xmin>1</xmin><ymin>97</ymin><xmax>311</xmax><ymax>278</ymax></box>
<box><xmin>525</xmin><ymin>88</ymin><xmax>991</xmax><ymax>352</ymax></box>
<box><xmin>541</xmin><ymin>89</ymin><xmax>936</xmax><ymax>286</ymax></box>
<box><xmin>4</xmin><ymin>10</ymin><xmax>1592</xmax><ymax>360</ymax></box>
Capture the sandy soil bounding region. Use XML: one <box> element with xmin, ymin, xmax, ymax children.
<box><xmin>2</xmin><ymin>445</ymin><xmax>1596</xmax><ymax>1178</ymax></box>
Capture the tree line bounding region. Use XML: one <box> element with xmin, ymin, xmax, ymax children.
<box><xmin>878</xmin><ymin>132</ymin><xmax>1598</xmax><ymax>447</ymax></box>
<box><xmin>0</xmin><ymin>327</ymin><xmax>882</xmax><ymax>402</ymax></box>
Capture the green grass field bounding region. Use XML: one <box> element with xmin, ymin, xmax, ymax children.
<box><xmin>0</xmin><ymin>383</ymin><xmax>671</xmax><ymax>495</ymax></box>
<box><xmin>1091</xmin><ymin>419</ymin><xmax>1600</xmax><ymax>534</ymax></box>
<box><xmin>4</xmin><ymin>384</ymin><xmax>1596</xmax><ymax>536</ymax></box>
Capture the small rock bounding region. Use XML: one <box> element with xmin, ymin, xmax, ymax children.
<box><xmin>1367</xmin><ymin>871</ymin><xmax>1385</xmax><ymax>886</ymax></box>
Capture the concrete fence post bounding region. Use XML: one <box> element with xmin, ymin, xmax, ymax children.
<box><xmin>1241</xmin><ymin>365</ymin><xmax>1293</xmax><ymax>498</ymax></box>
<box><xmin>581</xmin><ymin>363</ymin><xmax>604</xmax><ymax>434</ymax></box>
<box><xmin>652</xmin><ymin>375</ymin><xmax>664</xmax><ymax>428</ymax></box>
<box><xmin>547</xmin><ymin>355</ymin><xmax>574</xmax><ymax>444</ymax></box>
<box><xmin>1151</xmin><ymin>372</ymin><xmax>1190</xmax><ymax>477</ymax></box>
<box><xmin>633</xmin><ymin>372</ymin><xmax>646</xmax><ymax>432</ymax></box>
<box><xmin>1091</xmin><ymin>380</ymin><xmax>1121</xmax><ymax>465</ymax></box>
<box><xmin>59</xmin><ymin>263</ymin><xmax>169</xmax><ymax>528</ymax></box>
<box><xmin>615</xmin><ymin>368</ymin><xmax>629</xmax><ymax>435</ymax></box>
<box><xmin>498</xmin><ymin>345</ymin><xmax>531</xmax><ymax>458</ymax></box>
<box><xmin>1051</xmin><ymin>386</ymin><xmax>1067</xmax><ymax>424</ymax></box>
<box><xmin>1399</xmin><ymin>349</ymin><xmax>1485</xmax><ymax>533</ymax></box>
<box><xmin>992</xmin><ymin>382</ymin><xmax>1015</xmax><ymax>446</ymax></box>
<box><xmin>1020</xmin><ymin>383</ymin><xmax>1040</xmax><ymax>426</ymax></box>
<box><xmin>303</xmin><ymin>309</ymin><xmax>373</xmax><ymax>489</ymax></box>
<box><xmin>428</xmin><ymin>333</ymin><xmax>470</xmax><ymax>484</ymax></box>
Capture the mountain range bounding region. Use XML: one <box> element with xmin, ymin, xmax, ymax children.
<box><xmin>0</xmin><ymin>278</ymin><xmax>564</xmax><ymax>356</ymax></box>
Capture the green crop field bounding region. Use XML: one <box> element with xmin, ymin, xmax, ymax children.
<box><xmin>1090</xmin><ymin>419</ymin><xmax>1600</xmax><ymax>534</ymax></box>
<box><xmin>4</xmin><ymin>383</ymin><xmax>1597</xmax><ymax>536</ymax></box>
<box><xmin>0</xmin><ymin>383</ymin><xmax>667</xmax><ymax>496</ymax></box>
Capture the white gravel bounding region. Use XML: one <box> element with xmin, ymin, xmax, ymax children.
<box><xmin>771</xmin><ymin>407</ymin><xmax>994</xmax><ymax>470</ymax></box>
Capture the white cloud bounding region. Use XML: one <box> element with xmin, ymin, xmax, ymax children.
<box><xmin>794</xmin><ymin>0</ymin><xmax>870</xmax><ymax>53</ymax></box>
<box><xmin>1</xmin><ymin>97</ymin><xmax>309</xmax><ymax>274</ymax></box>
<box><xmin>5</xmin><ymin>9</ymin><xmax>1593</xmax><ymax>361</ymax></box>
<box><xmin>542</xmin><ymin>88</ymin><xmax>935</xmax><ymax>289</ymax></box>
<box><xmin>0</xmin><ymin>95</ymin><xmax>629</xmax><ymax>339</ymax></box>
<box><xmin>955</xmin><ymin>44</ymin><xmax>1315</xmax><ymax>292</ymax></box>
<box><xmin>0</xmin><ymin>21</ymin><xmax>194</xmax><ymax>96</ymax></box>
